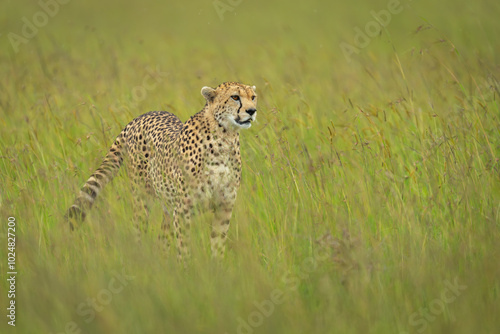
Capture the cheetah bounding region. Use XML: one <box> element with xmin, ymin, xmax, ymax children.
<box><xmin>66</xmin><ymin>82</ymin><xmax>257</xmax><ymax>259</ymax></box>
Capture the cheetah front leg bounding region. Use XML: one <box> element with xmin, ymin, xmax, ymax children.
<box><xmin>211</xmin><ymin>203</ymin><xmax>235</xmax><ymax>258</ymax></box>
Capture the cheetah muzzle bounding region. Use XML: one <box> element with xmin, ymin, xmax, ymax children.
<box><xmin>66</xmin><ymin>81</ymin><xmax>258</xmax><ymax>261</ymax></box>
<box><xmin>233</xmin><ymin>110</ymin><xmax>256</xmax><ymax>129</ymax></box>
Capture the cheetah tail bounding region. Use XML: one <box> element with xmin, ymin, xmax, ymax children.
<box><xmin>66</xmin><ymin>134</ymin><xmax>125</xmax><ymax>230</ymax></box>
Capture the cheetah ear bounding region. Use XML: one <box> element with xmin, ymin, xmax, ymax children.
<box><xmin>251</xmin><ymin>85</ymin><xmax>256</xmax><ymax>92</ymax></box>
<box><xmin>201</xmin><ymin>86</ymin><xmax>216</xmax><ymax>102</ymax></box>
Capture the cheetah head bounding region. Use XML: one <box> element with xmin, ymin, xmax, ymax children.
<box><xmin>201</xmin><ymin>82</ymin><xmax>257</xmax><ymax>131</ymax></box>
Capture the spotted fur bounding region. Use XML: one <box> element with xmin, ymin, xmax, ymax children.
<box><xmin>66</xmin><ymin>82</ymin><xmax>257</xmax><ymax>259</ymax></box>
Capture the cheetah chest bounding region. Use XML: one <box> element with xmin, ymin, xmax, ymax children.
<box><xmin>201</xmin><ymin>142</ymin><xmax>241</xmax><ymax>202</ymax></box>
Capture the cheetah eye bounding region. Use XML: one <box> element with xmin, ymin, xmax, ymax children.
<box><xmin>231</xmin><ymin>95</ymin><xmax>240</xmax><ymax>101</ymax></box>
<box><xmin>251</xmin><ymin>96</ymin><xmax>256</xmax><ymax>101</ymax></box>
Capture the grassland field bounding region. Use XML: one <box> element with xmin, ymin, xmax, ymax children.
<box><xmin>0</xmin><ymin>0</ymin><xmax>499</xmax><ymax>333</ymax></box>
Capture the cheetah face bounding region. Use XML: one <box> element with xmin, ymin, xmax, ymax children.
<box><xmin>201</xmin><ymin>83</ymin><xmax>257</xmax><ymax>131</ymax></box>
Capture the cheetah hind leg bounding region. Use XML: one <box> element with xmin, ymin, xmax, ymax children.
<box><xmin>127</xmin><ymin>155</ymin><xmax>154</xmax><ymax>243</ymax></box>
<box><xmin>171</xmin><ymin>197</ymin><xmax>193</xmax><ymax>263</ymax></box>
<box><xmin>131</xmin><ymin>186</ymin><xmax>150</xmax><ymax>243</ymax></box>
<box><xmin>158</xmin><ymin>204</ymin><xmax>174</xmax><ymax>254</ymax></box>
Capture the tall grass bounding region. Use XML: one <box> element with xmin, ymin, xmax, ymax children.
<box><xmin>0</xmin><ymin>0</ymin><xmax>499</xmax><ymax>333</ymax></box>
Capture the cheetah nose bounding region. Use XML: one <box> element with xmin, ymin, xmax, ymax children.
<box><xmin>246</xmin><ymin>108</ymin><xmax>257</xmax><ymax>116</ymax></box>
